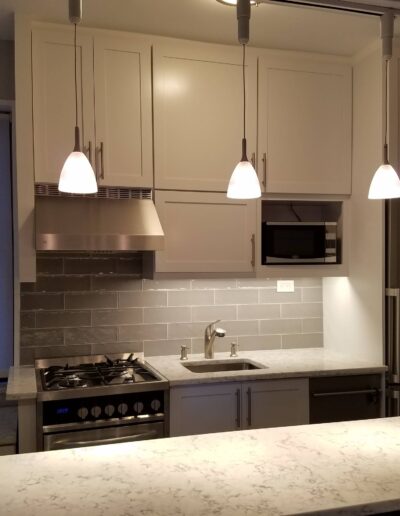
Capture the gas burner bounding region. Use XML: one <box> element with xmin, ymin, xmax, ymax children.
<box><xmin>58</xmin><ymin>374</ymin><xmax>88</xmax><ymax>389</ymax></box>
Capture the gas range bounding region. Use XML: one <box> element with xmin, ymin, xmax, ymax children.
<box><xmin>36</xmin><ymin>353</ymin><xmax>169</xmax><ymax>401</ymax></box>
<box><xmin>35</xmin><ymin>353</ymin><xmax>169</xmax><ymax>451</ymax></box>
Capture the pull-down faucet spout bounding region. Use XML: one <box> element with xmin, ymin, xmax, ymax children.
<box><xmin>204</xmin><ymin>320</ymin><xmax>226</xmax><ymax>359</ymax></box>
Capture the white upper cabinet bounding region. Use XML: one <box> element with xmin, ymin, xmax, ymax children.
<box><xmin>32</xmin><ymin>26</ymin><xmax>153</xmax><ymax>188</ymax></box>
<box><xmin>155</xmin><ymin>190</ymin><xmax>256</xmax><ymax>273</ymax></box>
<box><xmin>258</xmin><ymin>56</ymin><xmax>352</xmax><ymax>195</ymax></box>
<box><xmin>153</xmin><ymin>40</ymin><xmax>257</xmax><ymax>192</ymax></box>
<box><xmin>32</xmin><ymin>28</ymin><xmax>95</xmax><ymax>185</ymax></box>
<box><xmin>93</xmin><ymin>35</ymin><xmax>153</xmax><ymax>187</ymax></box>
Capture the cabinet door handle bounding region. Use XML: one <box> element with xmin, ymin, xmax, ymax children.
<box><xmin>311</xmin><ymin>389</ymin><xmax>381</xmax><ymax>398</ymax></box>
<box><xmin>235</xmin><ymin>388</ymin><xmax>241</xmax><ymax>428</ymax></box>
<box><xmin>262</xmin><ymin>152</ymin><xmax>267</xmax><ymax>188</ymax></box>
<box><xmin>251</xmin><ymin>152</ymin><xmax>256</xmax><ymax>168</ymax></box>
<box><xmin>251</xmin><ymin>233</ymin><xmax>255</xmax><ymax>268</ymax></box>
<box><xmin>247</xmin><ymin>387</ymin><xmax>252</xmax><ymax>427</ymax></box>
<box><xmin>85</xmin><ymin>141</ymin><xmax>93</xmax><ymax>167</ymax></box>
<box><xmin>99</xmin><ymin>141</ymin><xmax>105</xmax><ymax>179</ymax></box>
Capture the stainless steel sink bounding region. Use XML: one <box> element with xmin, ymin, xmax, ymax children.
<box><xmin>183</xmin><ymin>359</ymin><xmax>264</xmax><ymax>373</ymax></box>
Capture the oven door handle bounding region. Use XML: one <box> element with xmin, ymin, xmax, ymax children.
<box><xmin>54</xmin><ymin>430</ymin><xmax>159</xmax><ymax>449</ymax></box>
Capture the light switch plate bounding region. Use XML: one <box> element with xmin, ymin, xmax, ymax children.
<box><xmin>277</xmin><ymin>280</ymin><xmax>295</xmax><ymax>293</ymax></box>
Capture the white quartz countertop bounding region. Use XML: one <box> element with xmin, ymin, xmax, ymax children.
<box><xmin>1</xmin><ymin>417</ymin><xmax>400</xmax><ymax>515</ymax></box>
<box><xmin>6</xmin><ymin>349</ymin><xmax>386</xmax><ymax>399</ymax></box>
<box><xmin>145</xmin><ymin>348</ymin><xmax>386</xmax><ymax>386</ymax></box>
<box><xmin>6</xmin><ymin>366</ymin><xmax>36</xmax><ymax>400</ymax></box>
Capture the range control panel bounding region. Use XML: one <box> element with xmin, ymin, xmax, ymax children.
<box><xmin>42</xmin><ymin>391</ymin><xmax>165</xmax><ymax>426</ymax></box>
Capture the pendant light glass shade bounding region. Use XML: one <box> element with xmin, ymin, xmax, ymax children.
<box><xmin>59</xmin><ymin>150</ymin><xmax>98</xmax><ymax>194</ymax></box>
<box><xmin>227</xmin><ymin>160</ymin><xmax>261</xmax><ymax>199</ymax></box>
<box><xmin>216</xmin><ymin>0</ymin><xmax>257</xmax><ymax>6</ymax></box>
<box><xmin>368</xmin><ymin>162</ymin><xmax>400</xmax><ymax>199</ymax></box>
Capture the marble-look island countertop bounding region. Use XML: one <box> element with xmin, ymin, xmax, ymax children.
<box><xmin>146</xmin><ymin>348</ymin><xmax>386</xmax><ymax>386</ymax></box>
<box><xmin>1</xmin><ymin>417</ymin><xmax>400</xmax><ymax>515</ymax></box>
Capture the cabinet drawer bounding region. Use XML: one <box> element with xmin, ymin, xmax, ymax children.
<box><xmin>309</xmin><ymin>375</ymin><xmax>382</xmax><ymax>424</ymax></box>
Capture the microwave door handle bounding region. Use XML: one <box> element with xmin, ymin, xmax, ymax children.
<box><xmin>54</xmin><ymin>430</ymin><xmax>159</xmax><ymax>449</ymax></box>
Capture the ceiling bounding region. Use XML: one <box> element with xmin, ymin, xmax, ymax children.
<box><xmin>0</xmin><ymin>0</ymin><xmax>382</xmax><ymax>56</ymax></box>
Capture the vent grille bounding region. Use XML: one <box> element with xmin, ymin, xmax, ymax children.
<box><xmin>35</xmin><ymin>183</ymin><xmax>153</xmax><ymax>200</ymax></box>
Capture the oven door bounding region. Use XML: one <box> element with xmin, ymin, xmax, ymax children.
<box><xmin>43</xmin><ymin>421</ymin><xmax>164</xmax><ymax>451</ymax></box>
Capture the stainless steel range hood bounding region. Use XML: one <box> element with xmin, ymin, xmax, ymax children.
<box><xmin>35</xmin><ymin>195</ymin><xmax>165</xmax><ymax>252</ymax></box>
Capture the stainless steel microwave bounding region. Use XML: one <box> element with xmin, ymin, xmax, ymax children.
<box><xmin>262</xmin><ymin>222</ymin><xmax>338</xmax><ymax>265</ymax></box>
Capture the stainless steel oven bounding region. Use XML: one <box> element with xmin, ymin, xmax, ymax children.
<box><xmin>35</xmin><ymin>353</ymin><xmax>169</xmax><ymax>451</ymax></box>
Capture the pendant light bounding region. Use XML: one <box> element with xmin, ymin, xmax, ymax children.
<box><xmin>216</xmin><ymin>0</ymin><xmax>258</xmax><ymax>6</ymax></box>
<box><xmin>227</xmin><ymin>0</ymin><xmax>261</xmax><ymax>199</ymax></box>
<box><xmin>368</xmin><ymin>12</ymin><xmax>400</xmax><ymax>200</ymax></box>
<box><xmin>58</xmin><ymin>0</ymin><xmax>97</xmax><ymax>194</ymax></box>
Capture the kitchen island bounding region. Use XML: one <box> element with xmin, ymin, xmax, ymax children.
<box><xmin>1</xmin><ymin>417</ymin><xmax>400</xmax><ymax>516</ymax></box>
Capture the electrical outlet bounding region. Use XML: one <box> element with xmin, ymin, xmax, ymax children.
<box><xmin>277</xmin><ymin>280</ymin><xmax>295</xmax><ymax>293</ymax></box>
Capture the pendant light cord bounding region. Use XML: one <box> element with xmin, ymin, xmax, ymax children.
<box><xmin>74</xmin><ymin>23</ymin><xmax>78</xmax><ymax>128</ymax></box>
<box><xmin>382</xmin><ymin>57</ymin><xmax>391</xmax><ymax>164</ymax></box>
<box><xmin>242</xmin><ymin>43</ymin><xmax>246</xmax><ymax>140</ymax></box>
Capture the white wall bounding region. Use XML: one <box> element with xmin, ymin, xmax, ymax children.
<box><xmin>323</xmin><ymin>44</ymin><xmax>384</xmax><ymax>363</ymax></box>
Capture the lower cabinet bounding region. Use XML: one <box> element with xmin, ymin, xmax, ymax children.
<box><xmin>169</xmin><ymin>378</ymin><xmax>309</xmax><ymax>437</ymax></box>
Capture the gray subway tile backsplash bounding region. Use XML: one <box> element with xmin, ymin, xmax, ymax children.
<box><xmin>215</xmin><ymin>288</ymin><xmax>259</xmax><ymax>305</ymax></box>
<box><xmin>119</xmin><ymin>291</ymin><xmax>168</xmax><ymax>308</ymax></box>
<box><xmin>19</xmin><ymin>253</ymin><xmax>323</xmax><ymax>364</ymax></box>
<box><xmin>92</xmin><ymin>308</ymin><xmax>143</xmax><ymax>326</ymax></box>
<box><xmin>65</xmin><ymin>292</ymin><xmax>118</xmax><ymax>310</ymax></box>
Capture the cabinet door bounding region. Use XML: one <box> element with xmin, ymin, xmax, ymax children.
<box><xmin>93</xmin><ymin>35</ymin><xmax>153</xmax><ymax>187</ymax></box>
<box><xmin>258</xmin><ymin>56</ymin><xmax>352</xmax><ymax>194</ymax></box>
<box><xmin>32</xmin><ymin>27</ymin><xmax>95</xmax><ymax>184</ymax></box>
<box><xmin>155</xmin><ymin>191</ymin><xmax>256</xmax><ymax>273</ymax></box>
<box><xmin>170</xmin><ymin>383</ymin><xmax>240</xmax><ymax>437</ymax></box>
<box><xmin>242</xmin><ymin>378</ymin><xmax>309</xmax><ymax>429</ymax></box>
<box><xmin>153</xmin><ymin>40</ymin><xmax>257</xmax><ymax>191</ymax></box>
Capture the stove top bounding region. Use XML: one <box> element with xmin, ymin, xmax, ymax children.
<box><xmin>35</xmin><ymin>353</ymin><xmax>168</xmax><ymax>401</ymax></box>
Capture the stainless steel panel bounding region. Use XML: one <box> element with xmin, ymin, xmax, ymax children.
<box><xmin>43</xmin><ymin>421</ymin><xmax>165</xmax><ymax>451</ymax></box>
<box><xmin>386</xmin><ymin>385</ymin><xmax>400</xmax><ymax>417</ymax></box>
<box><xmin>265</xmin><ymin>221</ymin><xmax>333</xmax><ymax>226</ymax></box>
<box><xmin>43</xmin><ymin>414</ymin><xmax>165</xmax><ymax>434</ymax></box>
<box><xmin>35</xmin><ymin>196</ymin><xmax>165</xmax><ymax>251</ymax></box>
<box><xmin>386</xmin><ymin>288</ymin><xmax>400</xmax><ymax>383</ymax></box>
<box><xmin>266</xmin><ymin>256</ymin><xmax>332</xmax><ymax>264</ymax></box>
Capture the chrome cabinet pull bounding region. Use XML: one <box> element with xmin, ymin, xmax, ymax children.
<box><xmin>235</xmin><ymin>388</ymin><xmax>241</xmax><ymax>428</ymax></box>
<box><xmin>262</xmin><ymin>152</ymin><xmax>267</xmax><ymax>188</ymax></box>
<box><xmin>100</xmin><ymin>141</ymin><xmax>105</xmax><ymax>179</ymax></box>
<box><xmin>312</xmin><ymin>389</ymin><xmax>381</xmax><ymax>398</ymax></box>
<box><xmin>247</xmin><ymin>387</ymin><xmax>252</xmax><ymax>427</ymax></box>
<box><xmin>251</xmin><ymin>233</ymin><xmax>255</xmax><ymax>268</ymax></box>
<box><xmin>84</xmin><ymin>141</ymin><xmax>93</xmax><ymax>167</ymax></box>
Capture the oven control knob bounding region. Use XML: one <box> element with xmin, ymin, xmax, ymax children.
<box><xmin>150</xmin><ymin>399</ymin><xmax>161</xmax><ymax>412</ymax></box>
<box><xmin>104</xmin><ymin>404</ymin><xmax>115</xmax><ymax>417</ymax></box>
<box><xmin>91</xmin><ymin>406</ymin><xmax>101</xmax><ymax>418</ymax></box>
<box><xmin>77</xmin><ymin>407</ymin><xmax>88</xmax><ymax>420</ymax></box>
<box><xmin>133</xmin><ymin>401</ymin><xmax>144</xmax><ymax>414</ymax></box>
<box><xmin>117</xmin><ymin>403</ymin><xmax>128</xmax><ymax>416</ymax></box>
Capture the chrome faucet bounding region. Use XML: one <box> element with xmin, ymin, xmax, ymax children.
<box><xmin>204</xmin><ymin>320</ymin><xmax>226</xmax><ymax>359</ymax></box>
